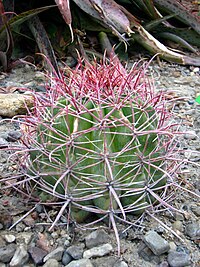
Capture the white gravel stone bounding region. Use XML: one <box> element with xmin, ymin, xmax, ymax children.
<box><xmin>10</xmin><ymin>244</ymin><xmax>29</xmax><ymax>267</ymax></box>
<box><xmin>3</xmin><ymin>234</ymin><xmax>16</xmax><ymax>243</ymax></box>
<box><xmin>43</xmin><ymin>259</ymin><xmax>59</xmax><ymax>267</ymax></box>
<box><xmin>65</xmin><ymin>258</ymin><xmax>94</xmax><ymax>267</ymax></box>
<box><xmin>43</xmin><ymin>246</ymin><xmax>64</xmax><ymax>262</ymax></box>
<box><xmin>83</xmin><ymin>243</ymin><xmax>113</xmax><ymax>259</ymax></box>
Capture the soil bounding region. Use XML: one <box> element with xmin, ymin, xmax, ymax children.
<box><xmin>0</xmin><ymin>61</ymin><xmax>199</xmax><ymax>267</ymax></box>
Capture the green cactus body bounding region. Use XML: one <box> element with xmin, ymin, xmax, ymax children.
<box><xmin>30</xmin><ymin>96</ymin><xmax>167</xmax><ymax>221</ymax></box>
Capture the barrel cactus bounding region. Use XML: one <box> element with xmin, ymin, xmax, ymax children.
<box><xmin>18</xmin><ymin>58</ymin><xmax>180</xmax><ymax>233</ymax></box>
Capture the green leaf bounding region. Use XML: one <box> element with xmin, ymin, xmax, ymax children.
<box><xmin>195</xmin><ymin>95</ymin><xmax>200</xmax><ymax>104</ymax></box>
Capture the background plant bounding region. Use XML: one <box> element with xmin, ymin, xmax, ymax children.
<box><xmin>1</xmin><ymin>0</ymin><xmax>200</xmax><ymax>72</ymax></box>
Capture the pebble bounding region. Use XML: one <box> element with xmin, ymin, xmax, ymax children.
<box><xmin>9</xmin><ymin>244</ymin><xmax>29</xmax><ymax>267</ymax></box>
<box><xmin>43</xmin><ymin>246</ymin><xmax>64</xmax><ymax>262</ymax></box>
<box><xmin>43</xmin><ymin>258</ymin><xmax>59</xmax><ymax>267</ymax></box>
<box><xmin>62</xmin><ymin>251</ymin><xmax>73</xmax><ymax>265</ymax></box>
<box><xmin>0</xmin><ymin>137</ymin><xmax>8</xmax><ymax>148</ymax></box>
<box><xmin>83</xmin><ymin>244</ymin><xmax>113</xmax><ymax>259</ymax></box>
<box><xmin>0</xmin><ymin>243</ymin><xmax>16</xmax><ymax>263</ymax></box>
<box><xmin>6</xmin><ymin>130</ymin><xmax>22</xmax><ymax>142</ymax></box>
<box><xmin>169</xmin><ymin>242</ymin><xmax>177</xmax><ymax>252</ymax></box>
<box><xmin>113</xmin><ymin>260</ymin><xmax>128</xmax><ymax>267</ymax></box>
<box><xmin>172</xmin><ymin>221</ymin><xmax>183</xmax><ymax>232</ymax></box>
<box><xmin>0</xmin><ymin>264</ymin><xmax>6</xmax><ymax>267</ymax></box>
<box><xmin>138</xmin><ymin>242</ymin><xmax>160</xmax><ymax>263</ymax></box>
<box><xmin>191</xmin><ymin>205</ymin><xmax>200</xmax><ymax>216</ymax></box>
<box><xmin>185</xmin><ymin>222</ymin><xmax>200</xmax><ymax>240</ymax></box>
<box><xmin>65</xmin><ymin>258</ymin><xmax>94</xmax><ymax>267</ymax></box>
<box><xmin>66</xmin><ymin>244</ymin><xmax>84</xmax><ymax>260</ymax></box>
<box><xmin>28</xmin><ymin>246</ymin><xmax>48</xmax><ymax>265</ymax></box>
<box><xmin>16</xmin><ymin>232</ymin><xmax>33</xmax><ymax>245</ymax></box>
<box><xmin>0</xmin><ymin>236</ymin><xmax>6</xmax><ymax>248</ymax></box>
<box><xmin>91</xmin><ymin>256</ymin><xmax>117</xmax><ymax>267</ymax></box>
<box><xmin>167</xmin><ymin>251</ymin><xmax>191</xmax><ymax>267</ymax></box>
<box><xmin>85</xmin><ymin>229</ymin><xmax>109</xmax><ymax>249</ymax></box>
<box><xmin>158</xmin><ymin>261</ymin><xmax>169</xmax><ymax>267</ymax></box>
<box><xmin>3</xmin><ymin>234</ymin><xmax>16</xmax><ymax>243</ymax></box>
<box><xmin>144</xmin><ymin>230</ymin><xmax>170</xmax><ymax>256</ymax></box>
<box><xmin>184</xmin><ymin>130</ymin><xmax>197</xmax><ymax>140</ymax></box>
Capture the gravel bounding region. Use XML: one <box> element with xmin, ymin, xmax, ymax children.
<box><xmin>0</xmin><ymin>62</ymin><xmax>200</xmax><ymax>266</ymax></box>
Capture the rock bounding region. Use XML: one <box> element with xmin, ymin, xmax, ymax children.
<box><xmin>0</xmin><ymin>93</ymin><xmax>33</xmax><ymax>117</ymax></box>
<box><xmin>185</xmin><ymin>222</ymin><xmax>200</xmax><ymax>240</ymax></box>
<box><xmin>0</xmin><ymin>243</ymin><xmax>16</xmax><ymax>263</ymax></box>
<box><xmin>113</xmin><ymin>260</ymin><xmax>128</xmax><ymax>267</ymax></box>
<box><xmin>172</xmin><ymin>221</ymin><xmax>183</xmax><ymax>232</ymax></box>
<box><xmin>9</xmin><ymin>244</ymin><xmax>29</xmax><ymax>267</ymax></box>
<box><xmin>91</xmin><ymin>256</ymin><xmax>117</xmax><ymax>267</ymax></box>
<box><xmin>62</xmin><ymin>251</ymin><xmax>73</xmax><ymax>265</ymax></box>
<box><xmin>3</xmin><ymin>234</ymin><xmax>16</xmax><ymax>243</ymax></box>
<box><xmin>16</xmin><ymin>232</ymin><xmax>33</xmax><ymax>245</ymax></box>
<box><xmin>0</xmin><ymin>209</ymin><xmax>13</xmax><ymax>229</ymax></box>
<box><xmin>6</xmin><ymin>130</ymin><xmax>22</xmax><ymax>142</ymax></box>
<box><xmin>137</xmin><ymin>242</ymin><xmax>160</xmax><ymax>263</ymax></box>
<box><xmin>167</xmin><ymin>251</ymin><xmax>191</xmax><ymax>267</ymax></box>
<box><xmin>83</xmin><ymin>244</ymin><xmax>113</xmax><ymax>259</ymax></box>
<box><xmin>85</xmin><ymin>229</ymin><xmax>110</xmax><ymax>249</ymax></box>
<box><xmin>191</xmin><ymin>205</ymin><xmax>200</xmax><ymax>217</ymax></box>
<box><xmin>158</xmin><ymin>261</ymin><xmax>169</xmax><ymax>267</ymax></box>
<box><xmin>144</xmin><ymin>230</ymin><xmax>170</xmax><ymax>256</ymax></box>
<box><xmin>28</xmin><ymin>246</ymin><xmax>48</xmax><ymax>265</ymax></box>
<box><xmin>0</xmin><ymin>236</ymin><xmax>6</xmax><ymax>248</ymax></box>
<box><xmin>65</xmin><ymin>258</ymin><xmax>94</xmax><ymax>267</ymax></box>
<box><xmin>43</xmin><ymin>258</ymin><xmax>59</xmax><ymax>267</ymax></box>
<box><xmin>169</xmin><ymin>242</ymin><xmax>177</xmax><ymax>252</ymax></box>
<box><xmin>184</xmin><ymin>130</ymin><xmax>197</xmax><ymax>140</ymax></box>
<box><xmin>66</xmin><ymin>244</ymin><xmax>84</xmax><ymax>260</ymax></box>
<box><xmin>0</xmin><ymin>263</ymin><xmax>6</xmax><ymax>267</ymax></box>
<box><xmin>0</xmin><ymin>137</ymin><xmax>8</xmax><ymax>147</ymax></box>
<box><xmin>43</xmin><ymin>246</ymin><xmax>64</xmax><ymax>262</ymax></box>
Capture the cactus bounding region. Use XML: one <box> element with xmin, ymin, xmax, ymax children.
<box><xmin>18</xmin><ymin>57</ymin><xmax>181</xmax><ymax>234</ymax></box>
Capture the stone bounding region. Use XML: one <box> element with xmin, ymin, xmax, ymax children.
<box><xmin>137</xmin><ymin>242</ymin><xmax>160</xmax><ymax>263</ymax></box>
<box><xmin>158</xmin><ymin>261</ymin><xmax>169</xmax><ymax>267</ymax></box>
<box><xmin>43</xmin><ymin>259</ymin><xmax>59</xmax><ymax>267</ymax></box>
<box><xmin>85</xmin><ymin>229</ymin><xmax>110</xmax><ymax>249</ymax></box>
<box><xmin>185</xmin><ymin>222</ymin><xmax>200</xmax><ymax>240</ymax></box>
<box><xmin>65</xmin><ymin>258</ymin><xmax>94</xmax><ymax>267</ymax></box>
<box><xmin>6</xmin><ymin>130</ymin><xmax>22</xmax><ymax>142</ymax></box>
<box><xmin>0</xmin><ymin>243</ymin><xmax>16</xmax><ymax>263</ymax></box>
<box><xmin>184</xmin><ymin>130</ymin><xmax>197</xmax><ymax>140</ymax></box>
<box><xmin>9</xmin><ymin>244</ymin><xmax>29</xmax><ymax>267</ymax></box>
<box><xmin>16</xmin><ymin>232</ymin><xmax>33</xmax><ymax>245</ymax></box>
<box><xmin>0</xmin><ymin>263</ymin><xmax>6</xmax><ymax>267</ymax></box>
<box><xmin>0</xmin><ymin>137</ymin><xmax>8</xmax><ymax>147</ymax></box>
<box><xmin>91</xmin><ymin>256</ymin><xmax>117</xmax><ymax>267</ymax></box>
<box><xmin>113</xmin><ymin>260</ymin><xmax>128</xmax><ymax>267</ymax></box>
<box><xmin>191</xmin><ymin>205</ymin><xmax>200</xmax><ymax>217</ymax></box>
<box><xmin>167</xmin><ymin>251</ymin><xmax>191</xmax><ymax>267</ymax></box>
<box><xmin>66</xmin><ymin>244</ymin><xmax>84</xmax><ymax>260</ymax></box>
<box><xmin>0</xmin><ymin>236</ymin><xmax>6</xmax><ymax>248</ymax></box>
<box><xmin>3</xmin><ymin>234</ymin><xmax>16</xmax><ymax>243</ymax></box>
<box><xmin>0</xmin><ymin>93</ymin><xmax>33</xmax><ymax>117</ymax></box>
<box><xmin>43</xmin><ymin>246</ymin><xmax>64</xmax><ymax>262</ymax></box>
<box><xmin>172</xmin><ymin>221</ymin><xmax>183</xmax><ymax>232</ymax></box>
<box><xmin>83</xmin><ymin>244</ymin><xmax>113</xmax><ymax>259</ymax></box>
<box><xmin>62</xmin><ymin>251</ymin><xmax>73</xmax><ymax>265</ymax></box>
<box><xmin>144</xmin><ymin>230</ymin><xmax>170</xmax><ymax>256</ymax></box>
<box><xmin>28</xmin><ymin>246</ymin><xmax>48</xmax><ymax>265</ymax></box>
